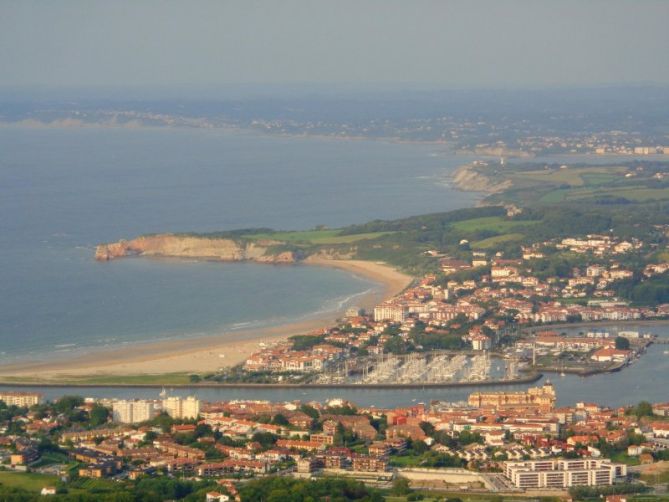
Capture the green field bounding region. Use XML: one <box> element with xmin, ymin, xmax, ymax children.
<box><xmin>472</xmin><ymin>233</ymin><xmax>524</xmax><ymax>249</ymax></box>
<box><xmin>540</xmin><ymin>185</ymin><xmax>669</xmax><ymax>204</ymax></box>
<box><xmin>245</xmin><ymin>229</ymin><xmax>395</xmax><ymax>245</ymax></box>
<box><xmin>511</xmin><ymin>165</ymin><xmax>627</xmax><ymax>188</ymax></box>
<box><xmin>0</xmin><ymin>471</ymin><xmax>57</xmax><ymax>492</ymax></box>
<box><xmin>450</xmin><ymin>216</ymin><xmax>537</xmax><ymax>233</ymax></box>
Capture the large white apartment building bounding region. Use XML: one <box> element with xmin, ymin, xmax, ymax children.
<box><xmin>112</xmin><ymin>399</ymin><xmax>160</xmax><ymax>424</ymax></box>
<box><xmin>373</xmin><ymin>302</ymin><xmax>408</xmax><ymax>322</ymax></box>
<box><xmin>162</xmin><ymin>396</ymin><xmax>201</xmax><ymax>419</ymax></box>
<box><xmin>504</xmin><ymin>459</ymin><xmax>627</xmax><ymax>489</ymax></box>
<box><xmin>0</xmin><ymin>392</ymin><xmax>42</xmax><ymax>407</ymax></box>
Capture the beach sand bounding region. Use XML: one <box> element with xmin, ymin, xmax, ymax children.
<box><xmin>0</xmin><ymin>259</ymin><xmax>412</xmax><ymax>380</ymax></box>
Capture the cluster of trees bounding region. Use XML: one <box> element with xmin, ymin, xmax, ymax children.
<box><xmin>569</xmin><ymin>482</ymin><xmax>648</xmax><ymax>500</ymax></box>
<box><xmin>239</xmin><ymin>477</ymin><xmax>383</xmax><ymax>502</ymax></box>
<box><xmin>289</xmin><ymin>333</ymin><xmax>328</xmax><ymax>351</ymax></box>
<box><xmin>613</xmin><ymin>272</ymin><xmax>669</xmax><ymax>305</ymax></box>
<box><xmin>382</xmin><ymin>321</ymin><xmax>467</xmax><ymax>355</ymax></box>
<box><xmin>625</xmin><ymin>401</ymin><xmax>655</xmax><ymax>418</ymax></box>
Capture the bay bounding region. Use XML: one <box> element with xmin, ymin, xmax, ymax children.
<box><xmin>0</xmin><ymin>126</ymin><xmax>476</xmax><ymax>361</ymax></box>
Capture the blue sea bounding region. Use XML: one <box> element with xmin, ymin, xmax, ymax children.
<box><xmin>0</xmin><ymin>126</ymin><xmax>477</xmax><ymax>362</ymax></box>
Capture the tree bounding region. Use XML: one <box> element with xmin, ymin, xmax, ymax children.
<box><xmin>631</xmin><ymin>401</ymin><xmax>653</xmax><ymax>418</ymax></box>
<box><xmin>54</xmin><ymin>395</ymin><xmax>84</xmax><ymax>414</ymax></box>
<box><xmin>252</xmin><ymin>432</ymin><xmax>278</xmax><ymax>449</ymax></box>
<box><xmin>419</xmin><ymin>421</ymin><xmax>435</xmax><ymax>436</ymax></box>
<box><xmin>299</xmin><ymin>404</ymin><xmax>319</xmax><ymax>420</ymax></box>
<box><xmin>615</xmin><ymin>336</ymin><xmax>630</xmax><ymax>350</ymax></box>
<box><xmin>89</xmin><ymin>404</ymin><xmax>110</xmax><ymax>427</ymax></box>
<box><xmin>391</xmin><ymin>477</ymin><xmax>412</xmax><ymax>496</ymax></box>
<box><xmin>271</xmin><ymin>414</ymin><xmax>289</xmax><ymax>426</ymax></box>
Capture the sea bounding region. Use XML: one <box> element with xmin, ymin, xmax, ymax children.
<box><xmin>0</xmin><ymin>126</ymin><xmax>477</xmax><ymax>363</ymax></box>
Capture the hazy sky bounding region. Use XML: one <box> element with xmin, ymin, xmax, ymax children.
<box><xmin>2</xmin><ymin>0</ymin><xmax>668</xmax><ymax>89</ymax></box>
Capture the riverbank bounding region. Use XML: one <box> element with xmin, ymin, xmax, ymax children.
<box><xmin>0</xmin><ymin>259</ymin><xmax>412</xmax><ymax>382</ymax></box>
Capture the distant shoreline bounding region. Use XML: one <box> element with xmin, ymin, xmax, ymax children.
<box><xmin>0</xmin><ymin>259</ymin><xmax>413</xmax><ymax>382</ymax></box>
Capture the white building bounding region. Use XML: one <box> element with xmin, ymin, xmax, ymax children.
<box><xmin>112</xmin><ymin>399</ymin><xmax>160</xmax><ymax>424</ymax></box>
<box><xmin>373</xmin><ymin>302</ymin><xmax>408</xmax><ymax>322</ymax></box>
<box><xmin>0</xmin><ymin>392</ymin><xmax>42</xmax><ymax>407</ymax></box>
<box><xmin>162</xmin><ymin>396</ymin><xmax>201</xmax><ymax>420</ymax></box>
<box><xmin>504</xmin><ymin>459</ymin><xmax>626</xmax><ymax>489</ymax></box>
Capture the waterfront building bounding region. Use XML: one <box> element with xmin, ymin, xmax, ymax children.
<box><xmin>112</xmin><ymin>399</ymin><xmax>160</xmax><ymax>424</ymax></box>
<box><xmin>0</xmin><ymin>391</ymin><xmax>42</xmax><ymax>407</ymax></box>
<box><xmin>373</xmin><ymin>302</ymin><xmax>408</xmax><ymax>322</ymax></box>
<box><xmin>163</xmin><ymin>396</ymin><xmax>201</xmax><ymax>419</ymax></box>
<box><xmin>504</xmin><ymin>458</ymin><xmax>627</xmax><ymax>488</ymax></box>
<box><xmin>468</xmin><ymin>382</ymin><xmax>556</xmax><ymax>410</ymax></box>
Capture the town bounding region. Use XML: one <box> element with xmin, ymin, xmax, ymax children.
<box><xmin>2</xmin><ymin>385</ymin><xmax>669</xmax><ymax>501</ymax></box>
<box><xmin>231</xmin><ymin>231</ymin><xmax>669</xmax><ymax>386</ymax></box>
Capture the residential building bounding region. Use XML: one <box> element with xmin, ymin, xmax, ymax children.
<box><xmin>163</xmin><ymin>396</ymin><xmax>201</xmax><ymax>420</ymax></box>
<box><xmin>112</xmin><ymin>399</ymin><xmax>160</xmax><ymax>424</ymax></box>
<box><xmin>0</xmin><ymin>391</ymin><xmax>42</xmax><ymax>407</ymax></box>
<box><xmin>504</xmin><ymin>459</ymin><xmax>626</xmax><ymax>489</ymax></box>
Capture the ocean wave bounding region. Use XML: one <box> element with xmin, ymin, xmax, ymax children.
<box><xmin>309</xmin><ymin>287</ymin><xmax>377</xmax><ymax>317</ymax></box>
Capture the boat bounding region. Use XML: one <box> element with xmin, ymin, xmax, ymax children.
<box><xmin>664</xmin><ymin>350</ymin><xmax>669</xmax><ymax>355</ymax></box>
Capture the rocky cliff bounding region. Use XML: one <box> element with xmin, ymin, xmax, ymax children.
<box><xmin>95</xmin><ymin>234</ymin><xmax>298</xmax><ymax>264</ymax></box>
<box><xmin>453</xmin><ymin>164</ymin><xmax>513</xmax><ymax>194</ymax></box>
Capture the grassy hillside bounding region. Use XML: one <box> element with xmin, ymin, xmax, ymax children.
<box><xmin>477</xmin><ymin>161</ymin><xmax>669</xmax><ymax>206</ymax></box>
<box><xmin>181</xmin><ymin>161</ymin><xmax>669</xmax><ymax>275</ymax></box>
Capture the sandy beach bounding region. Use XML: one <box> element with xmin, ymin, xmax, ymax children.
<box><xmin>0</xmin><ymin>259</ymin><xmax>412</xmax><ymax>380</ymax></box>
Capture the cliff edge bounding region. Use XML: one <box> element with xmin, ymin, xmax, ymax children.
<box><xmin>95</xmin><ymin>234</ymin><xmax>297</xmax><ymax>264</ymax></box>
<box><xmin>453</xmin><ymin>164</ymin><xmax>513</xmax><ymax>193</ymax></box>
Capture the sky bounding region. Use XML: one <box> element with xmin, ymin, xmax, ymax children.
<box><xmin>1</xmin><ymin>0</ymin><xmax>669</xmax><ymax>90</ymax></box>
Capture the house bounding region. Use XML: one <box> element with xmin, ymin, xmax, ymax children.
<box><xmin>484</xmin><ymin>430</ymin><xmax>506</xmax><ymax>447</ymax></box>
<box><xmin>351</xmin><ymin>454</ymin><xmax>388</xmax><ymax>472</ymax></box>
<box><xmin>10</xmin><ymin>448</ymin><xmax>40</xmax><ymax>466</ymax></box>
<box><xmin>40</xmin><ymin>487</ymin><xmax>57</xmax><ymax>496</ymax></box>
<box><xmin>206</xmin><ymin>493</ymin><xmax>230</xmax><ymax>502</ymax></box>
<box><xmin>590</xmin><ymin>348</ymin><xmax>631</xmax><ymax>363</ymax></box>
<box><xmin>440</xmin><ymin>259</ymin><xmax>471</xmax><ymax>274</ymax></box>
<box><xmin>651</xmin><ymin>422</ymin><xmax>669</xmax><ymax>438</ymax></box>
<box><xmin>386</xmin><ymin>424</ymin><xmax>426</xmax><ymax>442</ymax></box>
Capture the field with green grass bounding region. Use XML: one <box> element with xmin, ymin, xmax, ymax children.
<box><xmin>245</xmin><ymin>229</ymin><xmax>395</xmax><ymax>245</ymax></box>
<box><xmin>472</xmin><ymin>233</ymin><xmax>524</xmax><ymax>249</ymax></box>
<box><xmin>510</xmin><ymin>165</ymin><xmax>628</xmax><ymax>188</ymax></box>
<box><xmin>0</xmin><ymin>471</ymin><xmax>57</xmax><ymax>492</ymax></box>
<box><xmin>539</xmin><ymin>185</ymin><xmax>669</xmax><ymax>204</ymax></box>
<box><xmin>482</xmin><ymin>161</ymin><xmax>669</xmax><ymax>207</ymax></box>
<box><xmin>451</xmin><ymin>216</ymin><xmax>538</xmax><ymax>233</ymax></box>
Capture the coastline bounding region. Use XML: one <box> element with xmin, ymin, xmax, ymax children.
<box><xmin>0</xmin><ymin>259</ymin><xmax>412</xmax><ymax>381</ymax></box>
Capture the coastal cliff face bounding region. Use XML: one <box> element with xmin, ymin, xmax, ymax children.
<box><xmin>95</xmin><ymin>234</ymin><xmax>297</xmax><ymax>264</ymax></box>
<box><xmin>453</xmin><ymin>164</ymin><xmax>513</xmax><ymax>193</ymax></box>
